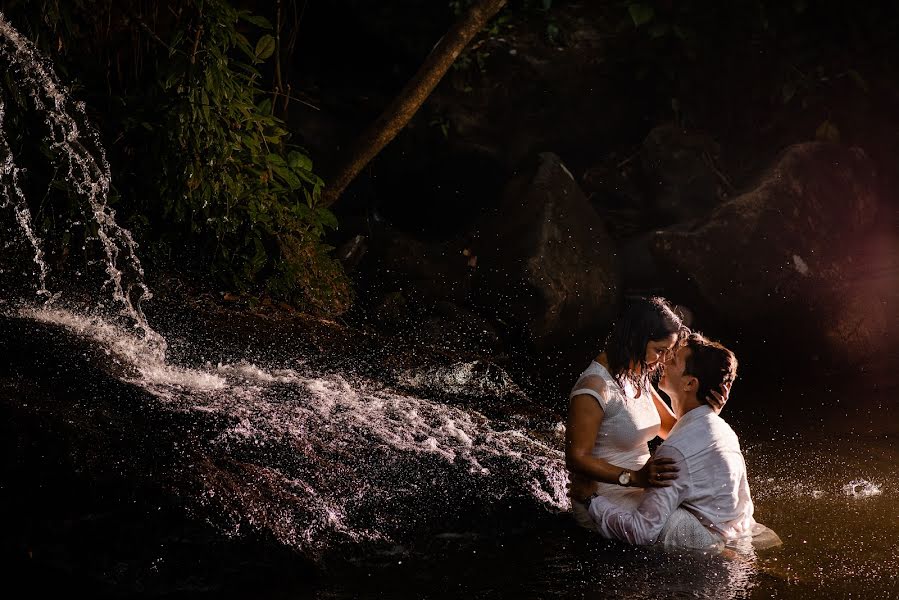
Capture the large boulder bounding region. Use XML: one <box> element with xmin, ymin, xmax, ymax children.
<box><xmin>470</xmin><ymin>152</ymin><xmax>620</xmax><ymax>354</ymax></box>
<box><xmin>649</xmin><ymin>142</ymin><xmax>888</xmax><ymax>364</ymax></box>
<box><xmin>580</xmin><ymin>123</ymin><xmax>728</xmax><ymax>240</ymax></box>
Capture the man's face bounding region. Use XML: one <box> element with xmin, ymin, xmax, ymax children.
<box><xmin>659</xmin><ymin>344</ymin><xmax>692</xmax><ymax>397</ymax></box>
<box><xmin>644</xmin><ymin>333</ymin><xmax>679</xmax><ymax>368</ymax></box>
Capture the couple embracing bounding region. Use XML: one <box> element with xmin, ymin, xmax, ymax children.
<box><xmin>565</xmin><ymin>296</ymin><xmax>780</xmax><ymax>551</ymax></box>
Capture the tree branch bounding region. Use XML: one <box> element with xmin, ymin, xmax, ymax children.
<box><xmin>319</xmin><ymin>0</ymin><xmax>508</xmax><ymax>208</ymax></box>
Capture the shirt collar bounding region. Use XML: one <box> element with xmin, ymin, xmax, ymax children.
<box><xmin>670</xmin><ymin>404</ymin><xmax>715</xmax><ymax>435</ymax></box>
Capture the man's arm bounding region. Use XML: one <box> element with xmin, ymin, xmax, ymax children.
<box><xmin>587</xmin><ymin>446</ymin><xmax>689</xmax><ymax>545</ymax></box>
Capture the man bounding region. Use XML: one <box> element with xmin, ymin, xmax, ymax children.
<box><xmin>584</xmin><ymin>332</ymin><xmax>779</xmax><ymax>551</ymax></box>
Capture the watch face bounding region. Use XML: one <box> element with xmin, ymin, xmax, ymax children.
<box><xmin>618</xmin><ymin>471</ymin><xmax>630</xmax><ymax>485</ymax></box>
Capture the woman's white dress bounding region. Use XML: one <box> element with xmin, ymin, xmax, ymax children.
<box><xmin>568</xmin><ymin>361</ymin><xmax>718</xmax><ymax>550</ymax></box>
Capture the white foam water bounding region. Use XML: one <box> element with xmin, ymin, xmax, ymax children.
<box><xmin>21</xmin><ymin>305</ymin><xmax>569</xmax><ymax>554</ymax></box>
<box><xmin>842</xmin><ymin>479</ymin><xmax>882</xmax><ymax>498</ymax></box>
<box><xmin>397</xmin><ymin>360</ymin><xmax>528</xmax><ymax>400</ymax></box>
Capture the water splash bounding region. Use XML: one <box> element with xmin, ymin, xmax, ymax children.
<box><xmin>842</xmin><ymin>479</ymin><xmax>882</xmax><ymax>498</ymax></box>
<box><xmin>0</xmin><ymin>95</ymin><xmax>49</xmax><ymax>295</ymax></box>
<box><xmin>22</xmin><ymin>306</ymin><xmax>569</xmax><ymax>555</ymax></box>
<box><xmin>0</xmin><ymin>12</ymin><xmax>163</xmax><ymax>353</ymax></box>
<box><xmin>397</xmin><ymin>360</ymin><xmax>528</xmax><ymax>401</ymax></box>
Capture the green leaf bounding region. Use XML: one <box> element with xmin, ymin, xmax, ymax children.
<box><xmin>316</xmin><ymin>207</ymin><xmax>339</xmax><ymax>230</ymax></box>
<box><xmin>272</xmin><ymin>165</ymin><xmax>302</xmax><ymax>190</ymax></box>
<box><xmin>200</xmin><ymin>89</ymin><xmax>210</xmax><ymax>121</ymax></box>
<box><xmin>255</xmin><ymin>35</ymin><xmax>276</xmax><ymax>61</ymax></box>
<box><xmin>241</xmin><ymin>14</ymin><xmax>273</xmax><ymax>29</ymax></box>
<box><xmin>628</xmin><ymin>4</ymin><xmax>654</xmax><ymax>27</ymax></box>
<box><xmin>293</xmin><ymin>167</ymin><xmax>322</xmax><ymax>186</ymax></box>
<box><xmin>266</xmin><ymin>153</ymin><xmax>287</xmax><ymax>167</ymax></box>
<box><xmin>288</xmin><ymin>151</ymin><xmax>312</xmax><ymax>171</ymax></box>
<box><xmin>163</xmin><ymin>71</ymin><xmax>181</xmax><ymax>90</ymax></box>
<box><xmin>546</xmin><ymin>23</ymin><xmax>561</xmax><ymax>45</ymax></box>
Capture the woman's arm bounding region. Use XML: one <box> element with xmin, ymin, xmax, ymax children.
<box><xmin>565</xmin><ymin>394</ymin><xmax>624</xmax><ymax>486</ymax></box>
<box><xmin>649</xmin><ymin>386</ymin><xmax>678</xmax><ymax>440</ymax></box>
<box><xmin>565</xmin><ymin>392</ymin><xmax>677</xmax><ymax>492</ymax></box>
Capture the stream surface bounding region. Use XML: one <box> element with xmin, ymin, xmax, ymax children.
<box><xmin>1</xmin><ymin>302</ymin><xmax>896</xmax><ymax>600</ymax></box>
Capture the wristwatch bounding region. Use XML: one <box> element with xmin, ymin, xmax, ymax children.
<box><xmin>617</xmin><ymin>470</ymin><xmax>632</xmax><ymax>486</ymax></box>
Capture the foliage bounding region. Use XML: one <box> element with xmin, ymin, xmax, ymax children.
<box><xmin>0</xmin><ymin>0</ymin><xmax>350</xmax><ymax>315</ymax></box>
<box><xmin>153</xmin><ymin>0</ymin><xmax>349</xmax><ymax>313</ymax></box>
<box><xmin>449</xmin><ymin>0</ymin><xmax>558</xmax><ymax>75</ymax></box>
<box><xmin>614</xmin><ymin>0</ymin><xmax>885</xmax><ymax>134</ymax></box>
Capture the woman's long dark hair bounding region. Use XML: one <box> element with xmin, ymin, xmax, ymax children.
<box><xmin>603</xmin><ymin>296</ymin><xmax>685</xmax><ymax>393</ymax></box>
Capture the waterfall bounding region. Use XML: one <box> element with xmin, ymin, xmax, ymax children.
<box><xmin>0</xmin><ymin>12</ymin><xmax>164</xmax><ymax>356</ymax></box>
<box><xmin>0</xmin><ymin>12</ymin><xmax>568</xmax><ymax>557</ymax></box>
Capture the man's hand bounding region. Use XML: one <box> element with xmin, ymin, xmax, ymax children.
<box><xmin>707</xmin><ymin>380</ymin><xmax>732</xmax><ymax>414</ymax></box>
<box><xmin>633</xmin><ymin>455</ymin><xmax>679</xmax><ymax>488</ymax></box>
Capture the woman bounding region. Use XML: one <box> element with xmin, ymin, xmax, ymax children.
<box><xmin>565</xmin><ymin>296</ymin><xmax>726</xmax><ymax>531</ymax></box>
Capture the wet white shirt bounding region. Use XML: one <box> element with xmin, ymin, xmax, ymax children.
<box><xmin>588</xmin><ymin>405</ymin><xmax>757</xmax><ymax>546</ymax></box>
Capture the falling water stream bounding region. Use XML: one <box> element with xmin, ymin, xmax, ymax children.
<box><xmin>1</xmin><ymin>11</ymin><xmax>897</xmax><ymax>599</ymax></box>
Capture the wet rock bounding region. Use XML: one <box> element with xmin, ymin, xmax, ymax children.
<box><xmin>0</xmin><ymin>315</ymin><xmax>316</xmax><ymax>596</ymax></box>
<box><xmin>414</xmin><ymin>300</ymin><xmax>505</xmax><ymax>356</ymax></box>
<box><xmin>649</xmin><ymin>141</ymin><xmax>885</xmax><ymax>363</ymax></box>
<box><xmin>470</xmin><ymin>152</ymin><xmax>620</xmax><ymax>352</ymax></box>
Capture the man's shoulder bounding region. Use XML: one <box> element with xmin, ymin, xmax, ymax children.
<box><xmin>707</xmin><ymin>411</ymin><xmax>740</xmax><ymax>441</ymax></box>
<box><xmin>665</xmin><ymin>409</ymin><xmax>740</xmax><ymax>456</ymax></box>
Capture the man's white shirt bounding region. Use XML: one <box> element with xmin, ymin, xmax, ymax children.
<box><xmin>588</xmin><ymin>405</ymin><xmax>756</xmax><ymax>546</ymax></box>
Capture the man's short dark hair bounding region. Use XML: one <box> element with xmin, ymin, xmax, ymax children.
<box><xmin>682</xmin><ymin>332</ymin><xmax>738</xmax><ymax>405</ymax></box>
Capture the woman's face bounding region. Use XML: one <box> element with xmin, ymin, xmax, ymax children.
<box><xmin>644</xmin><ymin>333</ymin><xmax>679</xmax><ymax>368</ymax></box>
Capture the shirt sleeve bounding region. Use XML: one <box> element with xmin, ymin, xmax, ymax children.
<box><xmin>570</xmin><ymin>374</ymin><xmax>612</xmax><ymax>412</ymax></box>
<box><xmin>587</xmin><ymin>445</ymin><xmax>689</xmax><ymax>545</ymax></box>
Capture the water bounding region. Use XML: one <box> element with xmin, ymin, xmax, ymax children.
<box><xmin>16</xmin><ymin>305</ymin><xmax>568</xmax><ymax>558</ymax></box>
<box><xmin>2</xmin><ymin>11</ymin><xmax>898</xmax><ymax>599</ymax></box>
<box><xmin>0</xmin><ymin>11</ymin><xmax>162</xmax><ymax>351</ymax></box>
<box><xmin>7</xmin><ymin>306</ymin><xmax>895</xmax><ymax>598</ymax></box>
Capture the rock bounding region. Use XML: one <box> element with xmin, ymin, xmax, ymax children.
<box><xmin>336</xmin><ymin>234</ymin><xmax>368</xmax><ymax>272</ymax></box>
<box><xmin>357</xmin><ymin>226</ymin><xmax>474</xmax><ymax>312</ymax></box>
<box><xmin>414</xmin><ymin>300</ymin><xmax>505</xmax><ymax>356</ymax></box>
<box><xmin>649</xmin><ymin>142</ymin><xmax>885</xmax><ymax>364</ymax></box>
<box><xmin>641</xmin><ymin>123</ymin><xmax>729</xmax><ymax>223</ymax></box>
<box><xmin>373</xmin><ymin>290</ymin><xmax>409</xmax><ymax>325</ymax></box>
<box><xmin>579</xmin><ymin>124</ymin><xmax>728</xmax><ymax>240</ymax></box>
<box><xmin>470</xmin><ymin>152</ymin><xmax>620</xmax><ymax>352</ymax></box>
<box><xmin>580</xmin><ymin>151</ymin><xmax>651</xmax><ymax>240</ymax></box>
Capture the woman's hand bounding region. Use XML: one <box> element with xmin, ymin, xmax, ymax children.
<box><xmin>707</xmin><ymin>380</ymin><xmax>732</xmax><ymax>414</ymax></box>
<box><xmin>633</xmin><ymin>455</ymin><xmax>679</xmax><ymax>488</ymax></box>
